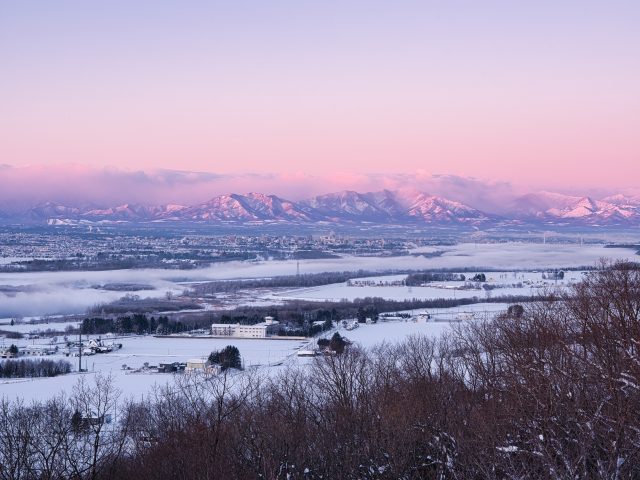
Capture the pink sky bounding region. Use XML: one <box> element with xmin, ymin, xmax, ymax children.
<box><xmin>1</xmin><ymin>2</ymin><xmax>638</xmax><ymax>191</ymax></box>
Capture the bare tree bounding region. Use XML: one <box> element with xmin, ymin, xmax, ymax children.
<box><xmin>64</xmin><ymin>374</ymin><xmax>127</xmax><ymax>480</ymax></box>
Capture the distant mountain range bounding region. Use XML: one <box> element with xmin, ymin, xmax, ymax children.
<box><xmin>3</xmin><ymin>189</ymin><xmax>640</xmax><ymax>226</ymax></box>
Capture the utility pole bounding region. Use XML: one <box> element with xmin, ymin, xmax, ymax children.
<box><xmin>78</xmin><ymin>323</ymin><xmax>82</xmax><ymax>372</ymax></box>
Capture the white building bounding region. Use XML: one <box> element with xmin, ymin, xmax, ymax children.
<box><xmin>210</xmin><ymin>324</ymin><xmax>236</xmax><ymax>336</ymax></box>
<box><xmin>22</xmin><ymin>345</ymin><xmax>57</xmax><ymax>356</ymax></box>
<box><xmin>211</xmin><ymin>317</ymin><xmax>280</xmax><ymax>338</ymax></box>
<box><xmin>185</xmin><ymin>358</ymin><xmax>208</xmax><ymax>373</ymax></box>
<box><xmin>413</xmin><ymin>312</ymin><xmax>432</xmax><ymax>323</ymax></box>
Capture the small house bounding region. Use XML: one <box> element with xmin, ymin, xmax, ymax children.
<box><xmin>158</xmin><ymin>362</ymin><xmax>179</xmax><ymax>373</ymax></box>
<box><xmin>0</xmin><ymin>346</ymin><xmax>20</xmax><ymax>359</ymax></box>
<box><xmin>185</xmin><ymin>358</ymin><xmax>220</xmax><ymax>375</ymax></box>
<box><xmin>413</xmin><ymin>313</ymin><xmax>432</xmax><ymax>323</ymax></box>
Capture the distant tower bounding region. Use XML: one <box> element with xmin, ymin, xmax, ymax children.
<box><xmin>296</xmin><ymin>261</ymin><xmax>300</xmax><ymax>276</ymax></box>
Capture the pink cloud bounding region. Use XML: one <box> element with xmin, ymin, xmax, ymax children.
<box><xmin>0</xmin><ymin>164</ymin><xmax>635</xmax><ymax>215</ymax></box>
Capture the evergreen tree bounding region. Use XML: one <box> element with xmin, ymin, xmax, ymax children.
<box><xmin>208</xmin><ymin>345</ymin><xmax>242</xmax><ymax>370</ymax></box>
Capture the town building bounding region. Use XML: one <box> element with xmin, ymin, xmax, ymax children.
<box><xmin>210</xmin><ymin>316</ymin><xmax>280</xmax><ymax>338</ymax></box>
<box><xmin>22</xmin><ymin>345</ymin><xmax>58</xmax><ymax>356</ymax></box>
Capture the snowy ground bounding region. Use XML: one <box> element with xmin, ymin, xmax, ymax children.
<box><xmin>0</xmin><ymin>319</ymin><xmax>78</xmax><ymax>334</ymax></box>
<box><xmin>0</xmin><ymin>334</ymin><xmax>308</xmax><ymax>402</ymax></box>
<box><xmin>272</xmin><ymin>282</ymin><xmax>528</xmax><ymax>302</ymax></box>
<box><xmin>0</xmin><ymin>302</ymin><xmax>515</xmax><ymax>402</ymax></box>
<box><xmin>333</xmin><ymin>303</ymin><xmax>507</xmax><ymax>348</ymax></box>
<box><xmin>343</xmin><ymin>320</ymin><xmax>454</xmax><ymax>346</ymax></box>
<box><xmin>267</xmin><ymin>271</ymin><xmax>585</xmax><ymax>303</ymax></box>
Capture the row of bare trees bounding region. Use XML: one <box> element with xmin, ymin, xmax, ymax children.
<box><xmin>2</xmin><ymin>262</ymin><xmax>640</xmax><ymax>479</ymax></box>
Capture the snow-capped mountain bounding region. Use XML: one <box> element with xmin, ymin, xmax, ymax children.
<box><xmin>404</xmin><ymin>193</ymin><xmax>490</xmax><ymax>223</ymax></box>
<box><xmin>28</xmin><ymin>203</ymin><xmax>156</xmax><ymax>222</ymax></box>
<box><xmin>548</xmin><ymin>197</ymin><xmax>638</xmax><ymax>224</ymax></box>
<box><xmin>300</xmin><ymin>190</ymin><xmax>488</xmax><ymax>224</ymax></box>
<box><xmin>508</xmin><ymin>192</ymin><xmax>583</xmax><ymax>219</ymax></box>
<box><xmin>82</xmin><ymin>204</ymin><xmax>154</xmax><ymax>221</ymax></box>
<box><xmin>28</xmin><ymin>202</ymin><xmax>83</xmax><ymax>220</ymax></box>
<box><xmin>300</xmin><ymin>190</ymin><xmax>396</xmax><ymax>222</ymax></box>
<box><xmin>365</xmin><ymin>189</ymin><xmax>411</xmax><ymax>218</ymax></box>
<box><xmin>5</xmin><ymin>189</ymin><xmax>640</xmax><ymax>226</ymax></box>
<box><xmin>509</xmin><ymin>192</ymin><xmax>640</xmax><ymax>224</ymax></box>
<box><xmin>175</xmin><ymin>193</ymin><xmax>314</xmax><ymax>222</ymax></box>
<box><xmin>601</xmin><ymin>194</ymin><xmax>640</xmax><ymax>207</ymax></box>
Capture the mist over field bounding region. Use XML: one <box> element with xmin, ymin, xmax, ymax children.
<box><xmin>0</xmin><ymin>243</ymin><xmax>633</xmax><ymax>318</ymax></box>
<box><xmin>0</xmin><ymin>269</ymin><xmax>180</xmax><ymax>317</ymax></box>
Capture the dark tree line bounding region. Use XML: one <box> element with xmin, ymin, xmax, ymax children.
<box><xmin>405</xmin><ymin>272</ymin><xmax>466</xmax><ymax>286</ymax></box>
<box><xmin>0</xmin><ymin>329</ymin><xmax>23</xmax><ymax>339</ymax></box>
<box><xmin>78</xmin><ymin>294</ymin><xmax>544</xmax><ymax>339</ymax></box>
<box><xmin>81</xmin><ymin>315</ymin><xmax>172</xmax><ymax>335</ymax></box>
<box><xmin>190</xmin><ymin>269</ymin><xmax>410</xmax><ymax>295</ymax></box>
<box><xmin>88</xmin><ymin>297</ymin><xmax>202</xmax><ymax>315</ymax></box>
<box><xmin>182</xmin><ymin>294</ymin><xmax>542</xmax><ymax>333</ymax></box>
<box><xmin>0</xmin><ymin>358</ymin><xmax>71</xmax><ymax>378</ymax></box>
<box><xmin>191</xmin><ymin>267</ymin><xmax>570</xmax><ymax>296</ymax></box>
<box><xmin>80</xmin><ymin>315</ymin><xmax>210</xmax><ymax>336</ymax></box>
<box><xmin>0</xmin><ymin>251</ymin><xmax>266</xmax><ymax>273</ymax></box>
<box><xmin>180</xmin><ymin>294</ymin><xmax>539</xmax><ymax>336</ymax></box>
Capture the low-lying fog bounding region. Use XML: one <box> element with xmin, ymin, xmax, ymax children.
<box><xmin>0</xmin><ymin>243</ymin><xmax>634</xmax><ymax>318</ymax></box>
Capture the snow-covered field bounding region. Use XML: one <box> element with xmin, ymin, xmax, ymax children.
<box><xmin>272</xmin><ymin>282</ymin><xmax>524</xmax><ymax>302</ymax></box>
<box><xmin>268</xmin><ymin>271</ymin><xmax>584</xmax><ymax>303</ymax></box>
<box><xmin>0</xmin><ymin>242</ymin><xmax>631</xmax><ymax>318</ymax></box>
<box><xmin>344</xmin><ymin>320</ymin><xmax>454</xmax><ymax>346</ymax></box>
<box><xmin>0</xmin><ymin>302</ymin><xmax>514</xmax><ymax>402</ymax></box>
<box><xmin>0</xmin><ymin>318</ymin><xmax>77</xmax><ymax>334</ymax></box>
<box><xmin>0</xmin><ymin>335</ymin><xmax>307</xmax><ymax>402</ymax></box>
<box><xmin>0</xmin><ymin>241</ymin><xmax>634</xmax><ymax>402</ymax></box>
<box><xmin>341</xmin><ymin>303</ymin><xmax>508</xmax><ymax>347</ymax></box>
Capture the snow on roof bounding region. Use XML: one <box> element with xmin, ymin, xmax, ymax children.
<box><xmin>186</xmin><ymin>358</ymin><xmax>206</xmax><ymax>364</ymax></box>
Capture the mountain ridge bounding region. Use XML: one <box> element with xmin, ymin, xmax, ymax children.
<box><xmin>3</xmin><ymin>189</ymin><xmax>640</xmax><ymax>226</ymax></box>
